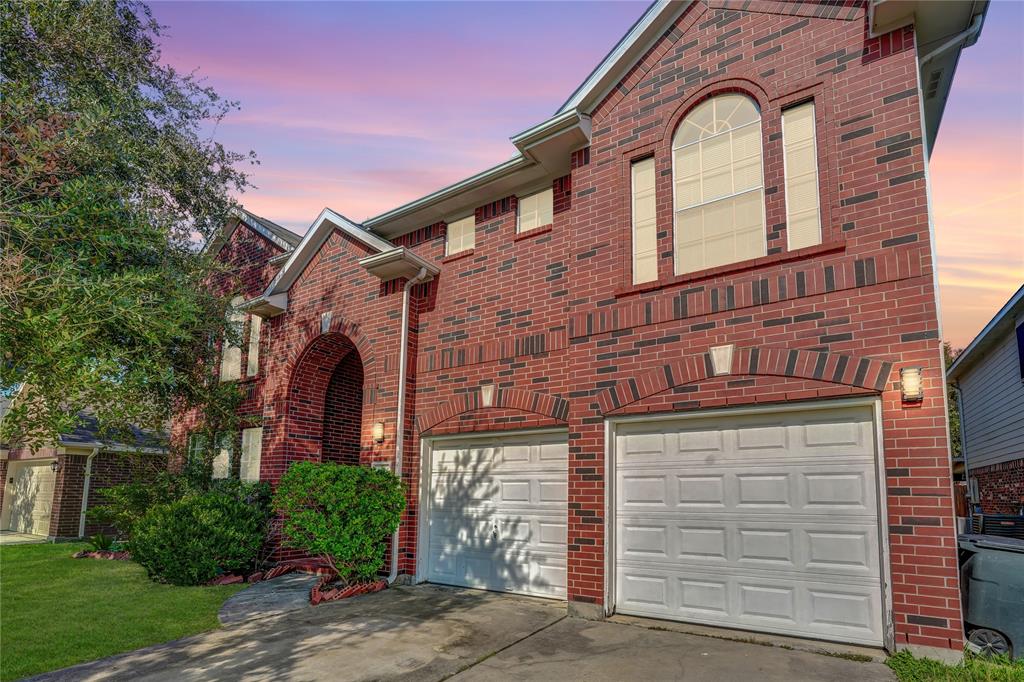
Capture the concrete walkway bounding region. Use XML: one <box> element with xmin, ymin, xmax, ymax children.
<box><xmin>0</xmin><ymin>530</ymin><xmax>47</xmax><ymax>544</ymax></box>
<box><xmin>32</xmin><ymin>585</ymin><xmax>894</xmax><ymax>682</ymax></box>
<box><xmin>217</xmin><ymin>572</ymin><xmax>321</xmax><ymax>625</ymax></box>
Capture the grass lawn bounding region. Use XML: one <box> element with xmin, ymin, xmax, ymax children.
<box><xmin>887</xmin><ymin>650</ymin><xmax>1024</xmax><ymax>681</ymax></box>
<box><xmin>0</xmin><ymin>542</ymin><xmax>246</xmax><ymax>682</ymax></box>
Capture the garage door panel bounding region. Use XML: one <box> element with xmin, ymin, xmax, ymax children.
<box><xmin>618</xmin><ymin>564</ymin><xmax>884</xmax><ymax>644</ymax></box>
<box><xmin>618</xmin><ymin>464</ymin><xmax>876</xmax><ymax>516</ymax></box>
<box><xmin>427</xmin><ymin>432</ymin><xmax>567</xmax><ymax>600</ymax></box>
<box><xmin>615</xmin><ymin>405</ymin><xmax>884</xmax><ymax>645</ymax></box>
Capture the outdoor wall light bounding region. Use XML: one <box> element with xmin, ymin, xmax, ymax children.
<box><xmin>50</xmin><ymin>460</ymin><xmax>61</xmax><ymax>473</ymax></box>
<box><xmin>900</xmin><ymin>367</ymin><xmax>924</xmax><ymax>402</ymax></box>
<box><xmin>372</xmin><ymin>421</ymin><xmax>385</xmax><ymax>444</ymax></box>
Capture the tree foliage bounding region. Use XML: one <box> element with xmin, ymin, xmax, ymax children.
<box><xmin>944</xmin><ymin>341</ymin><xmax>963</xmax><ymax>459</ymax></box>
<box><xmin>0</xmin><ymin>0</ymin><xmax>255</xmax><ymax>450</ymax></box>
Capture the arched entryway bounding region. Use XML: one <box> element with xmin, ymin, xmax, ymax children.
<box><xmin>287</xmin><ymin>332</ymin><xmax>369</xmax><ymax>464</ymax></box>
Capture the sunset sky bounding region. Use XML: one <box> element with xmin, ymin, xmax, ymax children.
<box><xmin>151</xmin><ymin>1</ymin><xmax>1023</xmax><ymax>349</ymax></box>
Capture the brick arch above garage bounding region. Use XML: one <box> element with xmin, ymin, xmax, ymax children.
<box><xmin>596</xmin><ymin>347</ymin><xmax>893</xmax><ymax>415</ymax></box>
<box><xmin>416</xmin><ymin>388</ymin><xmax>569</xmax><ymax>434</ymax></box>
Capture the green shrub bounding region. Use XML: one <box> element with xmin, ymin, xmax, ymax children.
<box><xmin>273</xmin><ymin>462</ymin><xmax>405</xmax><ymax>583</ymax></box>
<box><xmin>88</xmin><ymin>472</ymin><xmax>185</xmax><ymax>538</ymax></box>
<box><xmin>131</xmin><ymin>481</ymin><xmax>271</xmax><ymax>586</ymax></box>
<box><xmin>87</xmin><ymin>532</ymin><xmax>114</xmax><ymax>551</ymax></box>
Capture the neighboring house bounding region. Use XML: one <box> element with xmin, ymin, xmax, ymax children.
<box><xmin>173</xmin><ymin>1</ymin><xmax>986</xmax><ymax>657</ymax></box>
<box><xmin>947</xmin><ymin>285</ymin><xmax>1024</xmax><ymax>516</ymax></box>
<box><xmin>0</xmin><ymin>401</ymin><xmax>166</xmax><ymax>539</ymax></box>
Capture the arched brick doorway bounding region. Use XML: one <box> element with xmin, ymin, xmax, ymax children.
<box><xmin>287</xmin><ymin>332</ymin><xmax>368</xmax><ymax>464</ymax></box>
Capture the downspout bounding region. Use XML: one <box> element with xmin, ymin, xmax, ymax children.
<box><xmin>78</xmin><ymin>447</ymin><xmax>100</xmax><ymax>538</ymax></box>
<box><xmin>952</xmin><ymin>383</ymin><xmax>971</xmax><ymax>494</ymax></box>
<box><xmin>388</xmin><ymin>266</ymin><xmax>429</xmax><ymax>584</ymax></box>
<box><xmin>919</xmin><ymin>12</ymin><xmax>983</xmax><ymax>66</ymax></box>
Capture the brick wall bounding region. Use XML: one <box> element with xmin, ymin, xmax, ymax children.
<box><xmin>971</xmin><ymin>458</ymin><xmax>1024</xmax><ymax>515</ymax></box>
<box><xmin>551</xmin><ymin>1</ymin><xmax>959</xmax><ymax>650</ymax></box>
<box><xmin>322</xmin><ymin>347</ymin><xmax>365</xmax><ymax>465</ymax></box>
<box><xmin>176</xmin><ymin>0</ymin><xmax>962</xmax><ymax>652</ymax></box>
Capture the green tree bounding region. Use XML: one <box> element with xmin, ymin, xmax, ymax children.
<box><xmin>0</xmin><ymin>0</ymin><xmax>253</xmax><ymax>457</ymax></box>
<box><xmin>944</xmin><ymin>341</ymin><xmax>963</xmax><ymax>459</ymax></box>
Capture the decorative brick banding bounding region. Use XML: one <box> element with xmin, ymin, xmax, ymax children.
<box><xmin>417</xmin><ymin>387</ymin><xmax>569</xmax><ymax>433</ymax></box>
<box><xmin>597</xmin><ymin>346</ymin><xmax>892</xmax><ymax>414</ymax></box>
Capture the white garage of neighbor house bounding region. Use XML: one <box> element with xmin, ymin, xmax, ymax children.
<box><xmin>1</xmin><ymin>408</ymin><xmax>166</xmax><ymax>540</ymax></box>
<box><xmin>415</xmin><ymin>399</ymin><xmax>890</xmax><ymax>648</ymax></box>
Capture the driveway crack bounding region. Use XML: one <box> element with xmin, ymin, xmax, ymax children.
<box><xmin>439</xmin><ymin>613</ymin><xmax>568</xmax><ymax>680</ymax></box>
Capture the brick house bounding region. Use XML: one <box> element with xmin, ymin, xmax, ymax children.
<box><xmin>174</xmin><ymin>1</ymin><xmax>988</xmax><ymax>656</ymax></box>
<box><xmin>948</xmin><ymin>285</ymin><xmax>1024</xmax><ymax>518</ymax></box>
<box><xmin>1</xmin><ymin>402</ymin><xmax>165</xmax><ymax>540</ymax></box>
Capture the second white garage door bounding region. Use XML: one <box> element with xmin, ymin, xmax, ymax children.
<box><xmin>424</xmin><ymin>431</ymin><xmax>568</xmax><ymax>599</ymax></box>
<box><xmin>614</xmin><ymin>404</ymin><xmax>885</xmax><ymax>645</ymax></box>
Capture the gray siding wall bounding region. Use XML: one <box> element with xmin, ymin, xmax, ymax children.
<box><xmin>959</xmin><ymin>329</ymin><xmax>1024</xmax><ymax>469</ymax></box>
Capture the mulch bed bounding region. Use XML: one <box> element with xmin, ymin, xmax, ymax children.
<box><xmin>72</xmin><ymin>550</ymin><xmax>131</xmax><ymax>561</ymax></box>
<box><xmin>204</xmin><ymin>557</ymin><xmax>387</xmax><ymax>604</ymax></box>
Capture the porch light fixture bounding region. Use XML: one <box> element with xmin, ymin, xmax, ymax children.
<box><xmin>372</xmin><ymin>421</ymin><xmax>386</xmax><ymax>444</ymax></box>
<box><xmin>50</xmin><ymin>460</ymin><xmax>61</xmax><ymax>473</ymax></box>
<box><xmin>900</xmin><ymin>367</ymin><xmax>924</xmax><ymax>402</ymax></box>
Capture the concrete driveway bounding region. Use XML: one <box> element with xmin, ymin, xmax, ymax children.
<box><xmin>33</xmin><ymin>584</ymin><xmax>894</xmax><ymax>681</ymax></box>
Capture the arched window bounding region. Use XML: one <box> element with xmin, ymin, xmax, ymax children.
<box><xmin>673</xmin><ymin>94</ymin><xmax>765</xmax><ymax>274</ymax></box>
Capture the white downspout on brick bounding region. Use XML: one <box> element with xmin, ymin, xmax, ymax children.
<box><xmin>78</xmin><ymin>447</ymin><xmax>100</xmax><ymax>538</ymax></box>
<box><xmin>388</xmin><ymin>267</ymin><xmax>428</xmax><ymax>584</ymax></box>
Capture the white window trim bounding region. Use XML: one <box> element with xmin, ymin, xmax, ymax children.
<box><xmin>781</xmin><ymin>101</ymin><xmax>822</xmax><ymax>251</ymax></box>
<box><xmin>220</xmin><ymin>296</ymin><xmax>245</xmax><ymax>382</ymax></box>
<box><xmin>240</xmin><ymin>427</ymin><xmax>263</xmax><ymax>482</ymax></box>
<box><xmin>671</xmin><ymin>99</ymin><xmax>767</xmax><ymax>276</ymax></box>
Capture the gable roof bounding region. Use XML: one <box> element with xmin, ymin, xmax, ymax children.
<box><xmin>264</xmin><ymin>208</ymin><xmax>395</xmax><ymax>295</ymax></box>
<box><xmin>948</xmin><ymin>284</ymin><xmax>1024</xmax><ymax>382</ymax></box>
<box><xmin>363</xmin><ymin>0</ymin><xmax>985</xmax><ymax>237</ymax></box>
<box><xmin>205</xmin><ymin>207</ymin><xmax>303</xmax><ymax>259</ymax></box>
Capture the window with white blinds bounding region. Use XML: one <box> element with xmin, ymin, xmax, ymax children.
<box><xmin>219</xmin><ymin>296</ymin><xmax>245</xmax><ymax>381</ymax></box>
<box><xmin>673</xmin><ymin>94</ymin><xmax>766</xmax><ymax>274</ymax></box>
<box><xmin>212</xmin><ymin>434</ymin><xmax>232</xmax><ymax>479</ymax></box>
<box><xmin>246</xmin><ymin>314</ymin><xmax>262</xmax><ymax>377</ymax></box>
<box><xmin>782</xmin><ymin>102</ymin><xmax>822</xmax><ymax>250</ymax></box>
<box><xmin>517</xmin><ymin>187</ymin><xmax>554</xmax><ymax>233</ymax></box>
<box><xmin>240</xmin><ymin>427</ymin><xmax>263</xmax><ymax>482</ymax></box>
<box><xmin>631</xmin><ymin>157</ymin><xmax>658</xmax><ymax>284</ymax></box>
<box><xmin>446</xmin><ymin>215</ymin><xmax>475</xmax><ymax>255</ymax></box>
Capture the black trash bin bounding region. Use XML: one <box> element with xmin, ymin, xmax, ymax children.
<box><xmin>958</xmin><ymin>534</ymin><xmax>1024</xmax><ymax>658</ymax></box>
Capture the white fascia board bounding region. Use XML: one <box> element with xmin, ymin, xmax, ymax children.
<box><xmin>358</xmin><ymin>247</ymin><xmax>440</xmax><ymax>283</ymax></box>
<box><xmin>557</xmin><ymin>0</ymin><xmax>692</xmax><ymax>115</ymax></box>
<box><xmin>264</xmin><ymin>208</ymin><xmax>392</xmax><ymax>298</ymax></box>
<box><xmin>947</xmin><ymin>284</ymin><xmax>1024</xmax><ymax>381</ymax></box>
<box><xmin>511</xmin><ymin>109</ymin><xmax>589</xmax><ymax>151</ymax></box>
<box><xmin>204</xmin><ymin>208</ymin><xmax>296</xmax><ymax>259</ymax></box>
<box><xmin>363</xmin><ymin>155</ymin><xmax>533</xmax><ymax>231</ymax></box>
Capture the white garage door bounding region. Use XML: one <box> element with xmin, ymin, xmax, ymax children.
<box><xmin>6</xmin><ymin>461</ymin><xmax>57</xmax><ymax>536</ymax></box>
<box><xmin>614</xmin><ymin>405</ymin><xmax>884</xmax><ymax>645</ymax></box>
<box><xmin>425</xmin><ymin>431</ymin><xmax>568</xmax><ymax>599</ymax></box>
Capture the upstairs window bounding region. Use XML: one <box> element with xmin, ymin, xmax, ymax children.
<box><xmin>246</xmin><ymin>314</ymin><xmax>262</xmax><ymax>377</ymax></box>
<box><xmin>517</xmin><ymin>187</ymin><xmax>553</xmax><ymax>233</ymax></box>
<box><xmin>673</xmin><ymin>94</ymin><xmax>765</xmax><ymax>274</ymax></box>
<box><xmin>219</xmin><ymin>296</ymin><xmax>245</xmax><ymax>381</ymax></box>
<box><xmin>631</xmin><ymin>157</ymin><xmax>658</xmax><ymax>284</ymax></box>
<box><xmin>446</xmin><ymin>215</ymin><xmax>475</xmax><ymax>255</ymax></box>
<box><xmin>782</xmin><ymin>101</ymin><xmax>822</xmax><ymax>250</ymax></box>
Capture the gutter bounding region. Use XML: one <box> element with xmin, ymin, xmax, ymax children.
<box><xmin>919</xmin><ymin>12</ymin><xmax>984</xmax><ymax>66</ymax></box>
<box><xmin>388</xmin><ymin>266</ymin><xmax>429</xmax><ymax>584</ymax></box>
<box><xmin>78</xmin><ymin>447</ymin><xmax>100</xmax><ymax>538</ymax></box>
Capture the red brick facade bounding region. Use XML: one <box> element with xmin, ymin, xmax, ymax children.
<box><xmin>971</xmin><ymin>459</ymin><xmax>1024</xmax><ymax>515</ymax></box>
<box><xmin>173</xmin><ymin>1</ymin><xmax>965</xmax><ymax>652</ymax></box>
